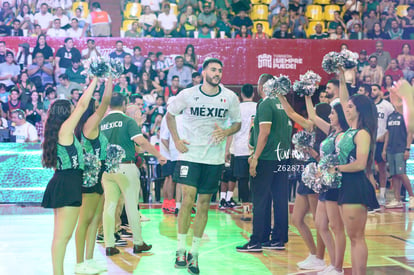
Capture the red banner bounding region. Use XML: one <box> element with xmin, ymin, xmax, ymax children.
<box><xmin>2</xmin><ymin>37</ymin><xmax>408</xmax><ymax>85</ymax></box>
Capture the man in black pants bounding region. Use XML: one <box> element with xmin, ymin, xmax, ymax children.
<box><xmin>236</xmin><ymin>74</ymin><xmax>292</xmax><ymax>252</ymax></box>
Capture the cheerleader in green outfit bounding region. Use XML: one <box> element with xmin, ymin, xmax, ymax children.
<box><xmin>41</xmin><ymin>77</ymin><xmax>98</xmax><ymax>275</ymax></box>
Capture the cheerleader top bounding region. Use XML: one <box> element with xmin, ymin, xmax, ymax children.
<box><xmin>319</xmin><ymin>131</ymin><xmax>340</xmax><ymax>159</ymax></box>
<box><xmin>57</xmin><ymin>136</ymin><xmax>85</xmax><ymax>170</ymax></box>
<box><xmin>336</xmin><ymin>128</ymin><xmax>359</xmax><ymax>165</ymax></box>
<box><xmin>82</xmin><ymin>131</ymin><xmax>109</xmax><ymax>161</ymax></box>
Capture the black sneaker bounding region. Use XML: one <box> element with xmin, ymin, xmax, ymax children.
<box><xmin>175</xmin><ymin>208</ymin><xmax>179</xmax><ymax>215</ymax></box>
<box><xmin>96</xmin><ymin>234</ymin><xmax>104</xmax><ymax>243</ymax></box>
<box><xmin>114</xmin><ymin>233</ymin><xmax>127</xmax><ymax>247</ymax></box>
<box><xmin>227</xmin><ymin>198</ymin><xmax>237</xmax><ymax>208</ymax></box>
<box><xmin>118</xmin><ymin>228</ymin><xmax>133</xmax><ymax>238</ymax></box>
<box><xmin>236</xmin><ymin>242</ymin><xmax>263</xmax><ymax>252</ymax></box>
<box><xmin>191</xmin><ymin>207</ymin><xmax>196</xmax><ymax>214</ymax></box>
<box><xmin>174</xmin><ymin>250</ymin><xmax>187</xmax><ymax>269</ymax></box>
<box><xmin>262</xmin><ymin>241</ymin><xmax>285</xmax><ymax>250</ymax></box>
<box><xmin>219</xmin><ymin>199</ymin><xmax>227</xmax><ymax>210</ymax></box>
<box><xmin>187</xmin><ymin>253</ymin><xmax>200</xmax><ymax>275</ymax></box>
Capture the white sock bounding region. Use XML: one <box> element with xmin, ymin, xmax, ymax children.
<box><xmin>190</xmin><ymin>237</ymin><xmax>201</xmax><ymax>255</ymax></box>
<box><xmin>177</xmin><ymin>233</ymin><xmax>186</xmax><ymax>251</ymax></box>
<box><xmin>226</xmin><ymin>191</ymin><xmax>233</xmax><ymax>201</ymax></box>
<box><xmin>220</xmin><ymin>192</ymin><xmax>226</xmax><ymax>200</ymax></box>
<box><xmin>380</xmin><ymin>187</ymin><xmax>386</xmax><ymax>199</ymax></box>
<box><xmin>176</xmin><ymin>202</ymin><xmax>181</xmax><ymax>209</ymax></box>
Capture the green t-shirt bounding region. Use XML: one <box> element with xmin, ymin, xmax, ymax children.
<box><xmin>57</xmin><ymin>136</ymin><xmax>85</xmax><ymax>170</ymax></box>
<box><xmin>310</xmin><ymin>33</ymin><xmax>329</xmax><ymax>39</ymax></box>
<box><xmin>100</xmin><ymin>111</ymin><xmax>142</xmax><ymax>162</ymax></box>
<box><xmin>253</xmin><ymin>97</ymin><xmax>292</xmax><ymax>161</ymax></box>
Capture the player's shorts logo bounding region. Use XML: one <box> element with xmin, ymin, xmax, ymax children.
<box><xmin>180</xmin><ymin>165</ymin><xmax>189</xmax><ymax>177</ymax></box>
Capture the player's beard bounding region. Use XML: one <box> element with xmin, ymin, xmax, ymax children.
<box><xmin>205</xmin><ymin>74</ymin><xmax>221</xmax><ymax>87</ymax></box>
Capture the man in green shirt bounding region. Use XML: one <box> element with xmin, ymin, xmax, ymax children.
<box><xmin>100</xmin><ymin>92</ymin><xmax>167</xmax><ymax>256</ymax></box>
<box><xmin>236</xmin><ymin>73</ymin><xmax>292</xmax><ymax>252</ymax></box>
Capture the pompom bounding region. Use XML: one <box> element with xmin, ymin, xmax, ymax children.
<box><xmin>318</xmin><ymin>153</ymin><xmax>342</xmax><ymax>189</ymax></box>
<box><xmin>89</xmin><ymin>56</ymin><xmax>111</xmax><ymax>77</ymax></box>
<box><xmin>293</xmin><ymin>80</ymin><xmax>313</xmax><ymax>97</ymax></box>
<box><xmin>110</xmin><ymin>58</ymin><xmax>124</xmax><ymax>78</ymax></box>
<box><xmin>82</xmin><ymin>153</ymin><xmax>101</xmax><ymax>187</ymax></box>
<box><xmin>105</xmin><ymin>144</ymin><xmax>126</xmax><ymax>173</ymax></box>
<box><xmin>301</xmin><ymin>70</ymin><xmax>322</xmax><ymax>85</ymax></box>
<box><xmin>322</xmin><ymin>51</ymin><xmax>342</xmax><ymax>74</ymax></box>
<box><xmin>275</xmin><ymin>75</ymin><xmax>292</xmax><ymax>96</ymax></box>
<box><xmin>263</xmin><ymin>77</ymin><xmax>277</xmax><ymax>98</ymax></box>
<box><xmin>302</xmin><ymin>163</ymin><xmax>329</xmax><ymax>193</ymax></box>
<box><xmin>292</xmin><ymin>131</ymin><xmax>315</xmax><ymax>161</ymax></box>
<box><xmin>339</xmin><ymin>49</ymin><xmax>359</xmax><ymax>69</ymax></box>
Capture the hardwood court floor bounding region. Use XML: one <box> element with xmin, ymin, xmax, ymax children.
<box><xmin>1</xmin><ymin>204</ymin><xmax>414</xmax><ymax>275</ymax></box>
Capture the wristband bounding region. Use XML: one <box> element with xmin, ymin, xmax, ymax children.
<box><xmin>406</xmin><ymin>148</ymin><xmax>411</xmax><ymax>151</ymax></box>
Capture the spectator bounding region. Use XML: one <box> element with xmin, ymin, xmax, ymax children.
<box><xmin>216</xmin><ymin>9</ymin><xmax>232</xmax><ymax>38</ymax></box>
<box><xmin>397</xmin><ymin>43</ymin><xmax>414</xmax><ymax>81</ymax></box>
<box><xmin>253</xmin><ymin>22</ymin><xmax>269</xmax><ymax>39</ymax></box>
<box><xmin>42</xmin><ymin>87</ymin><xmax>56</xmax><ymax>111</ymax></box>
<box><xmin>318</xmin><ymin>91</ymin><xmax>329</xmax><ymax>103</ymax></box>
<box><xmin>0</xmin><ymin>2</ymin><xmax>16</xmax><ymax>26</ymax></box>
<box><xmin>65</xmin><ymin>58</ymin><xmax>86</xmax><ymax>86</ymax></box>
<box><xmin>114</xmin><ymin>74</ymin><xmax>133</xmax><ymax>96</ymax></box>
<box><xmin>81</xmin><ymin>39</ymin><xmax>101</xmax><ymax>60</ymax></box>
<box><xmin>178</xmin><ymin>0</ymin><xmax>198</xmax><ymax>14</ymax></box>
<box><xmin>25</xmin><ymin>90</ymin><xmax>43</xmax><ymax>126</ymax></box>
<box><xmin>157</xmin><ymin>3</ymin><xmax>179</xmax><ymax>37</ymax></box>
<box><xmin>346</xmin><ymin>11</ymin><xmax>362</xmax><ymax>33</ymax></box>
<box><xmin>139</xmin><ymin>58</ymin><xmax>159</xmax><ymax>83</ymax></box>
<box><xmin>86</xmin><ymin>2</ymin><xmax>112</xmax><ymax>37</ymax></box>
<box><xmin>215</xmin><ymin>0</ymin><xmax>232</xmax><ymax>13</ymax></box>
<box><xmin>50</xmin><ymin>0</ymin><xmax>73</xmax><ymax>10</ymax></box>
<box><xmin>33</xmin><ymin>3</ymin><xmax>53</xmax><ymax>33</ymax></box>
<box><xmin>402</xmin><ymin>6</ymin><xmax>414</xmax><ymax>39</ymax></box>
<box><xmin>139</xmin><ymin>6</ymin><xmax>158</xmax><ymax>37</ymax></box>
<box><xmin>197</xmin><ymin>2</ymin><xmax>217</xmax><ymax>31</ymax></box>
<box><xmin>363</xmin><ymin>10</ymin><xmax>379</xmax><ymax>34</ymax></box>
<box><xmin>0</xmin><ymin>52</ymin><xmax>20</xmax><ymax>90</ymax></box>
<box><xmin>32</xmin><ymin>35</ymin><xmax>54</xmax><ymax>63</ymax></box>
<box><xmin>231</xmin><ymin>10</ymin><xmax>253</xmax><ymax>36</ymax></box>
<box><xmin>109</xmin><ymin>40</ymin><xmax>127</xmax><ymax>62</ymax></box>
<box><xmin>382</xmin><ymin>8</ymin><xmax>400</xmax><ymax>33</ymax></box>
<box><xmin>177</xmin><ymin>5</ymin><xmax>197</xmax><ymax>38</ymax></box>
<box><xmin>344</xmin><ymin>0</ymin><xmax>363</xmax><ymax>16</ymax></box>
<box><xmin>288</xmin><ymin>0</ymin><xmax>302</xmax><ymax>14</ymax></box>
<box><xmin>166</xmin><ymin>56</ymin><xmax>192</xmax><ymax>88</ymax></box>
<box><xmin>0</xmin><ymin>83</ymin><xmax>8</xmax><ymax>104</ymax></box>
<box><xmin>183</xmin><ymin>44</ymin><xmax>197</xmax><ymax>70</ymax></box>
<box><xmin>156</xmin><ymin>51</ymin><xmax>173</xmax><ymax>74</ymax></box>
<box><xmin>186</xmin><ymin>71</ymin><xmax>201</xmax><ymax>88</ymax></box>
<box><xmin>10</xmin><ymin>19</ymin><xmax>24</xmax><ymax>36</ymax></box>
<box><xmin>69</xmin><ymin>88</ymin><xmax>80</xmax><ymax>106</ymax></box>
<box><xmin>148</xmin><ymin>96</ymin><xmax>165</xmax><ymax>128</ymax></box>
<box><xmin>125</xmin><ymin>21</ymin><xmax>141</xmax><ymax>37</ymax></box>
<box><xmin>235</xmin><ymin>25</ymin><xmax>252</xmax><ymax>38</ymax></box>
<box><xmin>384</xmin><ymin>58</ymin><xmax>404</xmax><ymax>82</ymax></box>
<box><xmin>16</xmin><ymin>70</ymin><xmax>36</xmax><ymax>105</ymax></box>
<box><xmin>272</xmin><ymin>22</ymin><xmax>292</xmax><ymax>39</ymax></box>
<box><xmin>72</xmin><ymin>8</ymin><xmax>87</xmax><ymax>31</ymax></box>
<box><xmin>360</xmin><ymin>55</ymin><xmax>384</xmax><ymax>86</ymax></box>
<box><xmin>66</xmin><ymin>18</ymin><xmax>83</xmax><ymax>38</ymax></box>
<box><xmin>381</xmin><ymin>74</ymin><xmax>394</xmax><ymax>96</ymax></box>
<box><xmin>141</xmin><ymin>0</ymin><xmax>162</xmax><ymax>14</ymax></box>
<box><xmin>388</xmin><ymin>19</ymin><xmax>405</xmax><ymax>40</ymax></box>
<box><xmin>56</xmin><ymin>73</ymin><xmax>82</xmax><ymax>99</ymax></box>
<box><xmin>132</xmin><ymin>46</ymin><xmax>145</xmax><ymax>72</ymax></box>
<box><xmin>163</xmin><ymin>75</ymin><xmax>181</xmax><ymax>103</ymax></box>
<box><xmin>123</xmin><ymin>53</ymin><xmax>138</xmax><ymax>80</ymax></box>
<box><xmin>357</xmin><ymin>83</ymin><xmax>371</xmax><ymax>96</ymax></box>
<box><xmin>27</xmin><ymin>52</ymin><xmax>54</xmax><ymax>91</ymax></box>
<box><xmin>379</xmin><ymin>0</ymin><xmax>394</xmax><ymax>14</ymax></box>
<box><xmin>31</xmin><ymin>24</ymin><xmax>42</xmax><ymax>37</ymax></box>
<box><xmin>198</xmin><ymin>24</ymin><xmax>212</xmax><ymax>38</ymax></box>
<box><xmin>53</xmin><ymin>7</ymin><xmax>70</xmax><ymax>29</ymax></box>
<box><xmin>349</xmin><ymin>23</ymin><xmax>364</xmax><ymax>39</ymax></box>
<box><xmin>46</xmin><ymin>18</ymin><xmax>66</xmax><ymax>37</ymax></box>
<box><xmin>290</xmin><ymin>10</ymin><xmax>307</xmax><ymax>39</ymax></box>
<box><xmin>231</xmin><ymin>0</ymin><xmax>251</xmax><ymax>14</ymax></box>
<box><xmin>10</xmin><ymin>109</ymin><xmax>38</xmax><ymax>143</ymax></box>
<box><xmin>328</xmin><ymin>11</ymin><xmax>346</xmax><ymax>34</ymax></box>
<box><xmin>16</xmin><ymin>43</ymin><xmax>32</xmax><ymax>70</ymax></box>
<box><xmin>367</xmin><ymin>22</ymin><xmax>391</xmax><ymax>39</ymax></box>
<box><xmin>371</xmin><ymin>40</ymin><xmax>391</xmax><ymax>71</ymax></box>
<box><xmin>0</xmin><ymin>41</ymin><xmax>6</xmax><ymax>63</ymax></box>
<box><xmin>55</xmin><ymin>37</ymin><xmax>81</xmax><ymax>82</ymax></box>
<box><xmin>309</xmin><ymin>23</ymin><xmax>329</xmax><ymax>39</ymax></box>
<box><xmin>136</xmin><ymin>71</ymin><xmax>162</xmax><ymax>104</ymax></box>
<box><xmin>3</xmin><ymin>89</ymin><xmax>25</xmax><ymax>116</ymax></box>
<box><xmin>17</xmin><ymin>4</ymin><xmax>34</xmax><ymax>34</ymax></box>
<box><xmin>363</xmin><ymin>0</ymin><xmax>380</xmax><ymax>16</ymax></box>
<box><xmin>271</xmin><ymin>7</ymin><xmax>290</xmax><ymax>32</ymax></box>
<box><xmin>357</xmin><ymin>50</ymin><xmax>369</xmax><ymax>78</ymax></box>
<box><xmin>198</xmin><ymin>0</ymin><xmax>215</xmax><ymax>13</ymax></box>
<box><xmin>0</xmin><ymin>107</ymin><xmax>8</xmax><ymax>130</ymax></box>
<box><xmin>269</xmin><ymin>0</ymin><xmax>288</xmax><ymax>20</ymax></box>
